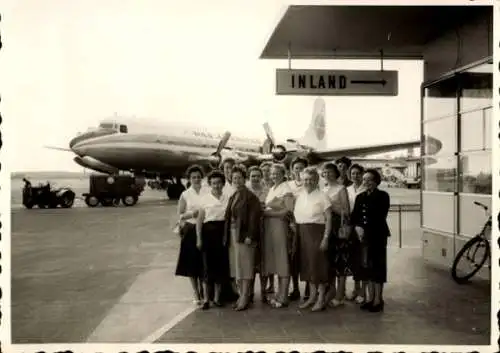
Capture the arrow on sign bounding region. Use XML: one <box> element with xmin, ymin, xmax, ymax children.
<box><xmin>350</xmin><ymin>79</ymin><xmax>387</xmax><ymax>86</ymax></box>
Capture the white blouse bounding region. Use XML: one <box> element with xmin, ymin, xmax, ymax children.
<box><xmin>200</xmin><ymin>192</ymin><xmax>230</xmax><ymax>222</ymax></box>
<box><xmin>287</xmin><ymin>180</ymin><xmax>304</xmax><ymax>198</ymax></box>
<box><xmin>346</xmin><ymin>184</ymin><xmax>366</xmax><ymax>214</ymax></box>
<box><xmin>323</xmin><ymin>183</ymin><xmax>344</xmax><ymax>203</ymax></box>
<box><xmin>323</xmin><ymin>183</ymin><xmax>351</xmax><ymax>215</ymax></box>
<box><xmin>294</xmin><ymin>189</ymin><xmax>332</xmax><ymax>224</ymax></box>
<box><xmin>223</xmin><ymin>182</ymin><xmax>236</xmax><ymax>198</ymax></box>
<box><xmin>179</xmin><ymin>187</ymin><xmax>207</xmax><ymax>224</ymax></box>
<box><xmin>265</xmin><ymin>181</ymin><xmax>293</xmax><ymax>206</ymax></box>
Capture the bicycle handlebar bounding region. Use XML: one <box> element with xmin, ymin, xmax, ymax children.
<box><xmin>474</xmin><ymin>201</ymin><xmax>488</xmax><ymax>211</ymax></box>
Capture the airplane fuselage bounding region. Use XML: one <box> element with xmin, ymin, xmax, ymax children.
<box><xmin>70</xmin><ymin>118</ymin><xmax>269</xmax><ymax>177</ymax></box>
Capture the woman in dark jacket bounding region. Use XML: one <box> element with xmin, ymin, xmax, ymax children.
<box><xmin>224</xmin><ymin>165</ymin><xmax>263</xmax><ymax>311</ymax></box>
<box><xmin>350</xmin><ymin>169</ymin><xmax>390</xmax><ymax>313</ymax></box>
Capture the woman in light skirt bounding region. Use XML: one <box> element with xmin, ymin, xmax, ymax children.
<box><xmin>224</xmin><ymin>165</ymin><xmax>263</xmax><ymax>311</ymax></box>
<box><xmin>246</xmin><ymin>166</ymin><xmax>269</xmax><ymax>303</ymax></box>
<box><xmin>262</xmin><ymin>163</ymin><xmax>295</xmax><ymax>308</ymax></box>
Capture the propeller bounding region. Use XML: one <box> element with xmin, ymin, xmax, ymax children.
<box><xmin>215</xmin><ymin>131</ymin><xmax>231</xmax><ymax>155</ymax></box>
<box><xmin>263</xmin><ymin>122</ymin><xmax>276</xmax><ymax>145</ymax></box>
<box><xmin>208</xmin><ymin>131</ymin><xmax>231</xmax><ymax>168</ymax></box>
<box><xmin>261</xmin><ymin>123</ymin><xmax>288</xmax><ymax>162</ymax></box>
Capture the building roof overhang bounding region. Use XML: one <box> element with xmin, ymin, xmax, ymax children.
<box><xmin>260</xmin><ymin>4</ymin><xmax>492</xmax><ymax>60</ymax></box>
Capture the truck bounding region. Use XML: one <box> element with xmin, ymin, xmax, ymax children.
<box><xmin>22</xmin><ymin>178</ymin><xmax>76</xmax><ymax>209</ymax></box>
<box><xmin>83</xmin><ymin>174</ymin><xmax>144</xmax><ymax>207</ymax></box>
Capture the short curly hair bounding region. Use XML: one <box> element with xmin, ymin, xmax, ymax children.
<box><xmin>207</xmin><ymin>170</ymin><xmax>225</xmax><ymax>185</ymax></box>
<box><xmin>349</xmin><ymin>163</ymin><xmax>365</xmax><ymax>175</ymax></box>
<box><xmin>185</xmin><ymin>164</ymin><xmax>204</xmax><ymax>179</ymax></box>
<box><xmin>231</xmin><ymin>164</ymin><xmax>247</xmax><ymax>179</ymax></box>
<box><xmin>364</xmin><ymin>168</ymin><xmax>382</xmax><ymax>186</ymax></box>
<box><xmin>322</xmin><ymin>162</ymin><xmax>339</xmax><ymax>179</ymax></box>
<box><xmin>247</xmin><ymin>165</ymin><xmax>262</xmax><ymax>177</ymax></box>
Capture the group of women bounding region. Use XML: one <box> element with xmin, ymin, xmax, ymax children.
<box><xmin>174</xmin><ymin>156</ymin><xmax>391</xmax><ymax>313</ymax></box>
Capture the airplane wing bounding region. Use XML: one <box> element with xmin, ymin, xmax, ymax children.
<box><xmin>310</xmin><ymin>140</ymin><xmax>420</xmax><ymax>162</ymax></box>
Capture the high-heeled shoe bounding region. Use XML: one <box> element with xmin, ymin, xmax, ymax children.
<box><xmin>360</xmin><ymin>301</ymin><xmax>373</xmax><ymax>311</ymax></box>
<box><xmin>234</xmin><ymin>302</ymin><xmax>250</xmax><ymax>311</ymax></box>
<box><xmin>201</xmin><ymin>301</ymin><xmax>210</xmax><ymax>310</ymax></box>
<box><xmin>311</xmin><ymin>301</ymin><xmax>326</xmax><ymax>312</ymax></box>
<box><xmin>298</xmin><ymin>299</ymin><xmax>316</xmax><ymax>310</ymax></box>
<box><xmin>212</xmin><ymin>300</ymin><xmax>224</xmax><ymax>307</ymax></box>
<box><xmin>368</xmin><ymin>300</ymin><xmax>384</xmax><ymax>313</ymax></box>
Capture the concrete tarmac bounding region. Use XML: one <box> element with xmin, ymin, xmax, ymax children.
<box><xmin>11</xmin><ymin>186</ymin><xmax>426</xmax><ymax>343</ymax></box>
<box><xmin>11</xmin><ymin>198</ymin><xmax>195</xmax><ymax>343</ymax></box>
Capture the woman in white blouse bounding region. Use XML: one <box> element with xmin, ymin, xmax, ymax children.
<box><xmin>175</xmin><ymin>165</ymin><xmax>207</xmax><ymax>306</ymax></box>
<box><xmin>294</xmin><ymin>167</ymin><xmax>332</xmax><ymax>311</ymax></box>
<box><xmin>322</xmin><ymin>162</ymin><xmax>353</xmax><ymax>307</ymax></box>
<box><xmin>195</xmin><ymin>170</ymin><xmax>230</xmax><ymax>310</ymax></box>
<box><xmin>345</xmin><ymin>164</ymin><xmax>367</xmax><ymax>304</ymax></box>
<box><xmin>262</xmin><ymin>163</ymin><xmax>295</xmax><ymax>308</ymax></box>
<box><xmin>287</xmin><ymin>157</ymin><xmax>310</xmax><ymax>303</ymax></box>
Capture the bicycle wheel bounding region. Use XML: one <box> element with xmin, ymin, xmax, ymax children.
<box><xmin>451</xmin><ymin>236</ymin><xmax>490</xmax><ymax>284</ymax></box>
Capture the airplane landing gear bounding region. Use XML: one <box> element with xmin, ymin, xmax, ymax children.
<box><xmin>166</xmin><ymin>178</ymin><xmax>185</xmax><ymax>200</ymax></box>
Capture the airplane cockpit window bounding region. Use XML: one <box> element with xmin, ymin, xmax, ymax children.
<box><xmin>119</xmin><ymin>124</ymin><xmax>128</xmax><ymax>133</ymax></box>
<box><xmin>99</xmin><ymin>123</ymin><xmax>115</xmax><ymax>129</ymax></box>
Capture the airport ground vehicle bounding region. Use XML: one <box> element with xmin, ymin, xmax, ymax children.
<box><xmin>451</xmin><ymin>201</ymin><xmax>491</xmax><ymax>284</ymax></box>
<box><xmin>22</xmin><ymin>178</ymin><xmax>76</xmax><ymax>209</ymax></box>
<box><xmin>404</xmin><ymin>177</ymin><xmax>421</xmax><ymax>189</ymax></box>
<box><xmin>83</xmin><ymin>174</ymin><xmax>144</xmax><ymax>207</ymax></box>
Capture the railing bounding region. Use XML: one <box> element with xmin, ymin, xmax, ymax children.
<box><xmin>388</xmin><ymin>203</ymin><xmax>421</xmax><ymax>248</ymax></box>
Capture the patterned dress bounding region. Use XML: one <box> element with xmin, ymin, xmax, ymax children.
<box><xmin>323</xmin><ymin>183</ymin><xmax>354</xmax><ymax>277</ymax></box>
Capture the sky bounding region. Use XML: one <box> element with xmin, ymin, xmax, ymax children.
<box><xmin>2</xmin><ymin>0</ymin><xmax>426</xmax><ymax>172</ymax></box>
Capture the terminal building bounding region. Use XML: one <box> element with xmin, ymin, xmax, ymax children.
<box><xmin>259</xmin><ymin>4</ymin><xmax>493</xmax><ymax>279</ymax></box>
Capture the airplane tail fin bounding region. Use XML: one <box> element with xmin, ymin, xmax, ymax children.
<box><xmin>299</xmin><ymin>97</ymin><xmax>327</xmax><ymax>151</ymax></box>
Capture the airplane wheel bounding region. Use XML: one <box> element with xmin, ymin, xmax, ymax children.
<box><xmin>122</xmin><ymin>195</ymin><xmax>138</xmax><ymax>206</ymax></box>
<box><xmin>85</xmin><ymin>195</ymin><xmax>99</xmax><ymax>207</ymax></box>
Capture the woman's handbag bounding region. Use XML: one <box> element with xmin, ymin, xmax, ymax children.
<box><xmin>338</xmin><ymin>212</ymin><xmax>352</xmax><ymax>239</ymax></box>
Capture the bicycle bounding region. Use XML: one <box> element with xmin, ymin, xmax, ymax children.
<box><xmin>451</xmin><ymin>201</ymin><xmax>491</xmax><ymax>284</ymax></box>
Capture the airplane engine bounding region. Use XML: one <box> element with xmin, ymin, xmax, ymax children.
<box><xmin>73</xmin><ymin>156</ymin><xmax>119</xmax><ymax>174</ymax></box>
<box><xmin>208</xmin><ymin>153</ymin><xmax>222</xmax><ymax>169</ymax></box>
<box><xmin>272</xmin><ymin>145</ymin><xmax>287</xmax><ymax>162</ymax></box>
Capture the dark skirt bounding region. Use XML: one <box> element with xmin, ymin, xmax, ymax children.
<box><xmin>175</xmin><ymin>222</ymin><xmax>203</xmax><ymax>278</ymax></box>
<box><xmin>201</xmin><ymin>221</ymin><xmax>229</xmax><ymax>282</ymax></box>
<box><xmin>328</xmin><ymin>212</ymin><xmax>355</xmax><ymax>277</ymax></box>
<box><xmin>298</xmin><ymin>223</ymin><xmax>329</xmax><ymax>284</ymax></box>
<box><xmin>360</xmin><ymin>233</ymin><xmax>388</xmax><ymax>283</ymax></box>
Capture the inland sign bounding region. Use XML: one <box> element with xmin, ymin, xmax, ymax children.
<box><xmin>276</xmin><ymin>69</ymin><xmax>398</xmax><ymax>96</ymax></box>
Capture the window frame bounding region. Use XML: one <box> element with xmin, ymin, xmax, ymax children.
<box><xmin>420</xmin><ymin>56</ymin><xmax>492</xmax><ymax>236</ymax></box>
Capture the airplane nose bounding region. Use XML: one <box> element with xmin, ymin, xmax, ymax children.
<box><xmin>69</xmin><ymin>136</ymin><xmax>81</xmax><ymax>149</ymax></box>
<box><xmin>70</xmin><ymin>142</ymin><xmax>85</xmax><ymax>156</ymax></box>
